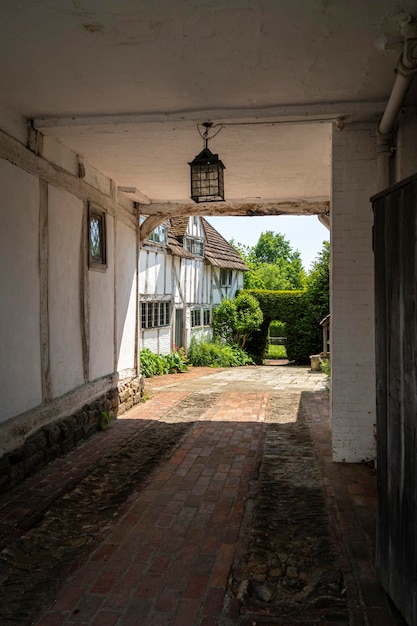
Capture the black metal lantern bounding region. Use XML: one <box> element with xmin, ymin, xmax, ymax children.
<box><xmin>189</xmin><ymin>122</ymin><xmax>225</xmax><ymax>203</ymax></box>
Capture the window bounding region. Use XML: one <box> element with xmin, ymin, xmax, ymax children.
<box><xmin>191</xmin><ymin>309</ymin><xmax>201</xmax><ymax>327</ymax></box>
<box><xmin>184</xmin><ymin>236</ymin><xmax>204</xmax><ymax>257</ymax></box>
<box><xmin>159</xmin><ymin>302</ymin><xmax>170</xmax><ymax>326</ymax></box>
<box><xmin>89</xmin><ymin>206</ymin><xmax>107</xmax><ymax>268</ymax></box>
<box><xmin>148</xmin><ymin>224</ymin><xmax>167</xmax><ymax>245</ymax></box>
<box><xmin>203</xmin><ymin>308</ymin><xmax>211</xmax><ymax>326</ymax></box>
<box><xmin>220</xmin><ymin>269</ymin><xmax>233</xmax><ymax>287</ymax></box>
<box><xmin>141</xmin><ymin>302</ymin><xmax>171</xmax><ymax>329</ymax></box>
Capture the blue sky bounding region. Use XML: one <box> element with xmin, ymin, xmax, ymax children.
<box><xmin>205</xmin><ymin>214</ymin><xmax>329</xmax><ymax>271</ymax></box>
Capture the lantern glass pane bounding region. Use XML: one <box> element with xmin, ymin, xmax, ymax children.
<box><xmin>191</xmin><ymin>162</ymin><xmax>224</xmax><ymax>202</ymax></box>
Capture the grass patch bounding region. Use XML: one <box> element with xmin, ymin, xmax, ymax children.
<box><xmin>266</xmin><ymin>344</ymin><xmax>287</xmax><ymax>359</ymax></box>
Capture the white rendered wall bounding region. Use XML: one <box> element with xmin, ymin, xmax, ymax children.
<box><xmin>116</xmin><ymin>221</ymin><xmax>137</xmax><ymax>372</ymax></box>
<box><xmin>0</xmin><ymin>160</ymin><xmax>42</xmax><ymax>422</ymax></box>
<box><xmin>331</xmin><ymin>122</ymin><xmax>376</xmax><ymax>462</ymax></box>
<box><xmin>165</xmin><ymin>254</ymin><xmax>172</xmax><ymax>294</ymax></box>
<box><xmin>89</xmin><ymin>216</ymin><xmax>115</xmax><ymax>380</ymax></box>
<box><xmin>48</xmin><ymin>185</ymin><xmax>84</xmax><ymax>398</ymax></box>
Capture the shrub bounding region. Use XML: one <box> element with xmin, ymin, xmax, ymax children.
<box><xmin>320</xmin><ymin>357</ymin><xmax>330</xmax><ymax>392</ymax></box>
<box><xmin>212</xmin><ymin>292</ymin><xmax>263</xmax><ymax>349</ymax></box>
<box><xmin>187</xmin><ymin>339</ymin><xmax>254</xmax><ymax>368</ymax></box>
<box><xmin>139</xmin><ymin>348</ymin><xmax>188</xmax><ymax>378</ymax></box>
<box><xmin>212</xmin><ymin>298</ymin><xmax>236</xmax><ymax>344</ymax></box>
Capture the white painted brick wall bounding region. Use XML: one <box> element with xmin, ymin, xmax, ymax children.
<box><xmin>331</xmin><ymin>122</ymin><xmax>376</xmax><ymax>462</ymax></box>
<box><xmin>157</xmin><ymin>329</ymin><xmax>171</xmax><ymax>355</ymax></box>
<box><xmin>140</xmin><ymin>328</ymin><xmax>171</xmax><ymax>355</ymax></box>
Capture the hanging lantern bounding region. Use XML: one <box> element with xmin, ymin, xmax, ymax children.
<box><xmin>189</xmin><ymin>122</ymin><xmax>225</xmax><ymax>203</ymax></box>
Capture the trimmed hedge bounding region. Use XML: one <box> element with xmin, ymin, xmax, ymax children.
<box><xmin>242</xmin><ymin>289</ymin><xmax>324</xmax><ymax>364</ymax></box>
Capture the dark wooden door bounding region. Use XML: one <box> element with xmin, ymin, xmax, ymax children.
<box><xmin>174</xmin><ymin>308</ymin><xmax>184</xmax><ymax>350</ymax></box>
<box><xmin>373</xmin><ymin>173</ymin><xmax>417</xmax><ymax>626</ymax></box>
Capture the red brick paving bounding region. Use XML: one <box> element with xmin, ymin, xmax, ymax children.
<box><xmin>0</xmin><ymin>367</ymin><xmax>409</xmax><ymax>625</ymax></box>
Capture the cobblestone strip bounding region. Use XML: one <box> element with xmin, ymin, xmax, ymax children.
<box><xmin>226</xmin><ymin>392</ymin><xmax>349</xmax><ymax>626</ymax></box>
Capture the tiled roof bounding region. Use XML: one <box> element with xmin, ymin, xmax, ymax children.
<box><xmin>201</xmin><ymin>218</ymin><xmax>249</xmax><ymax>271</ymax></box>
<box><xmin>166</xmin><ymin>232</ymin><xmax>194</xmax><ymax>258</ymax></box>
<box><xmin>165</xmin><ymin>216</ymin><xmax>249</xmax><ymax>270</ymax></box>
<box><xmin>169</xmin><ymin>216</ymin><xmax>190</xmax><ymax>239</ymax></box>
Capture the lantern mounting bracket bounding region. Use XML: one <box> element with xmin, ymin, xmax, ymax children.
<box><xmin>197</xmin><ymin>122</ymin><xmax>224</xmax><ymax>149</ymax></box>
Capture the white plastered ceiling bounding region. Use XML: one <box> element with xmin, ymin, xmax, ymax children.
<box><xmin>0</xmin><ymin>0</ymin><xmax>416</xmax><ymax>210</ymax></box>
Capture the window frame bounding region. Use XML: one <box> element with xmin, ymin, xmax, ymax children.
<box><xmin>184</xmin><ymin>236</ymin><xmax>205</xmax><ymax>257</ymax></box>
<box><xmin>203</xmin><ymin>308</ymin><xmax>211</xmax><ymax>326</ymax></box>
<box><xmin>220</xmin><ymin>268</ymin><xmax>233</xmax><ymax>287</ymax></box>
<box><xmin>191</xmin><ymin>308</ymin><xmax>201</xmax><ymax>328</ymax></box>
<box><xmin>141</xmin><ymin>301</ymin><xmax>171</xmax><ymax>329</ymax></box>
<box><xmin>88</xmin><ymin>205</ymin><xmax>107</xmax><ymax>270</ymax></box>
<box><xmin>147</xmin><ymin>224</ymin><xmax>168</xmax><ymax>246</ymax></box>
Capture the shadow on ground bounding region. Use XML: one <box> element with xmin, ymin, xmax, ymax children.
<box><xmin>0</xmin><ymin>380</ymin><xmax>346</xmax><ymax>625</ymax></box>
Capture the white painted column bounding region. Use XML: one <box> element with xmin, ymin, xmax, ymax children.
<box><xmin>331</xmin><ymin>122</ymin><xmax>377</xmax><ymax>462</ymax></box>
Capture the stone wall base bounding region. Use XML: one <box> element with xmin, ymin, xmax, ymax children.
<box><xmin>118</xmin><ymin>375</ymin><xmax>144</xmax><ymax>415</ymax></box>
<box><xmin>0</xmin><ymin>375</ymin><xmax>144</xmax><ymax>495</ymax></box>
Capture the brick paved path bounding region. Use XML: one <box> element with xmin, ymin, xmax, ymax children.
<box><xmin>0</xmin><ymin>366</ymin><xmax>407</xmax><ymax>625</ymax></box>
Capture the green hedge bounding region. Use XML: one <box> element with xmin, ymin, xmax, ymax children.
<box><xmin>242</xmin><ymin>289</ymin><xmax>324</xmax><ymax>364</ymax></box>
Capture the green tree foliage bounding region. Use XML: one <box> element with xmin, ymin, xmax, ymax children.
<box><xmin>212</xmin><ymin>292</ymin><xmax>263</xmax><ymax>349</ymax></box>
<box><xmin>252</xmin><ymin>230</ymin><xmax>293</xmax><ymax>264</ymax></box>
<box><xmin>230</xmin><ymin>231</ymin><xmax>306</xmax><ymax>290</ymax></box>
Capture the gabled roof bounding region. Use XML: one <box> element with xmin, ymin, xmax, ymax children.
<box><xmin>166</xmin><ymin>216</ymin><xmax>249</xmax><ymax>271</ymax></box>
<box><xmin>201</xmin><ymin>218</ymin><xmax>249</xmax><ymax>271</ymax></box>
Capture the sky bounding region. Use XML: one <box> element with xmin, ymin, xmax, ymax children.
<box><xmin>205</xmin><ymin>214</ymin><xmax>329</xmax><ymax>271</ymax></box>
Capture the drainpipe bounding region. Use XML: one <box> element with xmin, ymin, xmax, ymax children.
<box><xmin>377</xmin><ymin>20</ymin><xmax>417</xmax><ymax>190</ymax></box>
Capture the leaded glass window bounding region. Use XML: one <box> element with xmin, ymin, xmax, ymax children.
<box><xmin>141</xmin><ymin>302</ymin><xmax>171</xmax><ymax>329</ymax></box>
<box><xmin>88</xmin><ymin>206</ymin><xmax>107</xmax><ymax>268</ymax></box>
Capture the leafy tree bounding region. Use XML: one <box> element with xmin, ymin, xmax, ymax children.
<box><xmin>213</xmin><ymin>292</ymin><xmax>263</xmax><ymax>349</ymax></box>
<box><xmin>252</xmin><ymin>231</ymin><xmax>294</xmax><ymax>264</ymax></box>
<box><xmin>230</xmin><ymin>231</ymin><xmax>306</xmax><ymax>291</ymax></box>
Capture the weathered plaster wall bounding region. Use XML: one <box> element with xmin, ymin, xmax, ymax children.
<box><xmin>116</xmin><ymin>221</ymin><xmax>137</xmax><ymax>372</ymax></box>
<box><xmin>331</xmin><ymin>122</ymin><xmax>376</xmax><ymax>462</ymax></box>
<box><xmin>89</xmin><ymin>216</ymin><xmax>115</xmax><ymax>381</ymax></box>
<box><xmin>48</xmin><ymin>185</ymin><xmax>84</xmax><ymax>398</ymax></box>
<box><xmin>0</xmin><ymin>160</ymin><xmax>42</xmax><ymax>422</ymax></box>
